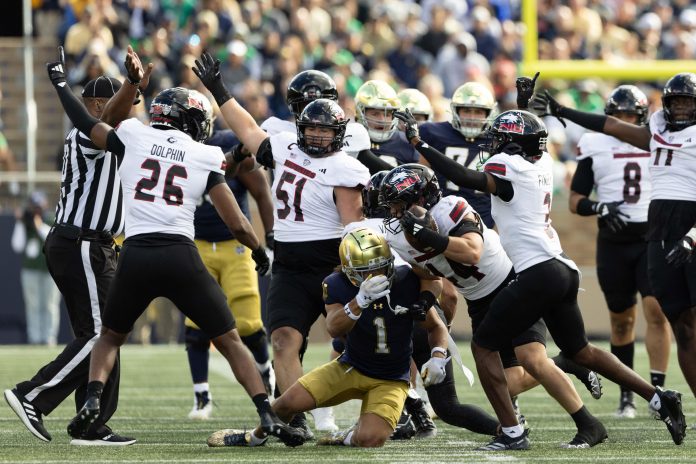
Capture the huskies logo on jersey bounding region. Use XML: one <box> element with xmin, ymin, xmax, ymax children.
<box><xmin>498</xmin><ymin>113</ymin><xmax>525</xmax><ymax>134</ymax></box>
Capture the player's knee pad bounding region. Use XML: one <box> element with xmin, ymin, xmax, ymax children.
<box><xmin>606</xmin><ymin>293</ymin><xmax>637</xmax><ymax>314</ymax></box>
<box><xmin>185</xmin><ymin>326</ymin><xmax>211</xmax><ymax>351</ymax></box>
<box><xmin>331</xmin><ymin>337</ymin><xmax>345</xmax><ymax>353</ymax></box>
<box><xmin>241</xmin><ymin>329</ymin><xmax>269</xmax><ymax>363</ymax></box>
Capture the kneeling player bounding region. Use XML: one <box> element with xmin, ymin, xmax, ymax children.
<box><xmin>208</xmin><ymin>228</ymin><xmax>449</xmax><ymax>448</ymax></box>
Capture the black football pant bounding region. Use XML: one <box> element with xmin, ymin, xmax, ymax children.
<box><xmin>14</xmin><ymin>229</ymin><xmax>120</xmax><ymax>432</ymax></box>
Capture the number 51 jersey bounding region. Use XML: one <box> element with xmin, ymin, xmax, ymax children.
<box><xmin>115</xmin><ymin>118</ymin><xmax>226</xmax><ymax>240</ymax></box>
<box><xmin>269</xmin><ymin>131</ymin><xmax>370</xmax><ymax>242</ymax></box>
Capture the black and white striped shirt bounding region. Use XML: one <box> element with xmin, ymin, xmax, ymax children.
<box><xmin>55</xmin><ymin>128</ymin><xmax>124</xmax><ymax>234</ymax></box>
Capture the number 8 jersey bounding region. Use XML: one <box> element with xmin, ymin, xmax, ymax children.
<box><xmin>577</xmin><ymin>132</ymin><xmax>651</xmax><ymax>223</ymax></box>
<box><xmin>269</xmin><ymin>131</ymin><xmax>370</xmax><ymax>242</ymax></box>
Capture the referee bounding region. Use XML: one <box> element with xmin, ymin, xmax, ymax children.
<box><xmin>4</xmin><ymin>47</ymin><xmax>151</xmax><ymax>446</ymax></box>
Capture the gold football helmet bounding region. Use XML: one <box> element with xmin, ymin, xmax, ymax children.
<box><xmin>340</xmin><ymin>227</ymin><xmax>395</xmax><ymax>287</ymax></box>
<box><xmin>397</xmin><ymin>88</ymin><xmax>433</xmax><ymax>122</ymax></box>
<box><xmin>355</xmin><ymin>80</ymin><xmax>400</xmax><ymax>142</ymax></box>
<box><xmin>450</xmin><ymin>82</ymin><xmax>497</xmax><ymax>139</ymax></box>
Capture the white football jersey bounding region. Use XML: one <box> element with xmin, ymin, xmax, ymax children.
<box><xmin>260</xmin><ymin>117</ymin><xmax>371</xmax><ymax>157</ymax></box>
<box><xmin>269</xmin><ymin>131</ymin><xmax>369</xmax><ymax>241</ymax></box>
<box><xmin>484</xmin><ymin>152</ymin><xmax>578</xmax><ymax>273</ymax></box>
<box><xmin>343</xmin><ymin>218</ymin><xmax>410</xmax><ymax>268</ymax></box>
<box><xmin>577</xmin><ymin>133</ymin><xmax>651</xmax><ymax>222</ymax></box>
<box><xmin>648</xmin><ymin>110</ymin><xmax>696</xmax><ymax>201</ymax></box>
<box><xmin>116</xmin><ymin>118</ymin><xmax>226</xmax><ymax>240</ymax></box>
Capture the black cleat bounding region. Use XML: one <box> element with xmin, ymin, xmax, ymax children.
<box><xmin>405</xmin><ymin>398</ymin><xmax>437</xmax><ymax>439</ymax></box>
<box><xmin>477</xmin><ymin>429</ymin><xmax>530</xmax><ymax>451</ymax></box>
<box><xmin>67</xmin><ymin>396</ymin><xmax>100</xmax><ymax>439</ymax></box>
<box><xmin>656</xmin><ymin>387</ymin><xmax>687</xmax><ymax>445</ymax></box>
<box><xmin>582</xmin><ymin>371</ymin><xmax>603</xmax><ymax>400</ymax></box>
<box><xmin>289</xmin><ymin>412</ymin><xmax>314</xmax><ymax>442</ymax></box>
<box><xmin>4</xmin><ymin>388</ymin><xmax>52</xmax><ymax>442</ymax></box>
<box><xmin>260</xmin><ymin>411</ymin><xmax>305</xmax><ymax>447</ymax></box>
<box><xmin>70</xmin><ymin>426</ymin><xmax>136</xmax><ymax>446</ymax></box>
<box><xmin>207</xmin><ymin>429</ymin><xmax>268</xmax><ymax>447</ymax></box>
<box><xmin>561</xmin><ymin>420</ymin><xmax>607</xmax><ymax>449</ymax></box>
<box><xmin>390</xmin><ymin>411</ymin><xmax>416</xmax><ymax>440</ymax></box>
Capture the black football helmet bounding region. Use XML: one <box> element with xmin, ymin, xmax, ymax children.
<box><xmin>149</xmin><ymin>87</ymin><xmax>213</xmax><ymax>142</ymax></box>
<box><xmin>605</xmin><ymin>85</ymin><xmax>649</xmax><ymax>126</ymax></box>
<box><xmin>286</xmin><ymin>70</ymin><xmax>339</xmax><ymax>117</ymax></box>
<box><xmin>379</xmin><ymin>163</ymin><xmax>441</xmax><ymax>215</ymax></box>
<box><xmin>662</xmin><ymin>72</ymin><xmax>696</xmax><ymax>131</ymax></box>
<box><xmin>362</xmin><ymin>170</ymin><xmax>390</xmax><ymax>218</ymax></box>
<box><xmin>296</xmin><ymin>98</ymin><xmax>347</xmax><ymax>157</ymax></box>
<box><xmin>485</xmin><ymin>110</ymin><xmax>547</xmax><ymax>163</ymax></box>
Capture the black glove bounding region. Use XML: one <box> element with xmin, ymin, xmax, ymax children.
<box><xmin>251</xmin><ymin>247</ymin><xmax>270</xmax><ymax>275</ymax></box>
<box><xmin>666</xmin><ymin>236</ymin><xmax>694</xmax><ymax>267</ymax></box>
<box><xmin>393</xmin><ymin>109</ymin><xmax>420</xmax><ymax>144</ymax></box>
<box><xmin>400</xmin><ymin>211</ymin><xmax>449</xmax><ymax>255</ymax></box>
<box><xmin>408</xmin><ymin>291</ymin><xmax>437</xmax><ymax>321</ymax></box>
<box><xmin>231</xmin><ymin>143</ymin><xmax>250</xmax><ymax>163</ymax></box>
<box><xmin>516</xmin><ymin>71</ymin><xmax>539</xmax><ymax>109</ymax></box>
<box><xmin>46</xmin><ymin>46</ymin><xmax>67</xmax><ymax>88</ymax></box>
<box><xmin>594</xmin><ymin>201</ymin><xmax>630</xmax><ymax>233</ymax></box>
<box><xmin>192</xmin><ymin>52</ymin><xmax>232</xmax><ymax>106</ymax></box>
<box><xmin>265</xmin><ymin>231</ymin><xmax>274</xmax><ymax>250</ymax></box>
<box><xmin>530</xmin><ymin>90</ymin><xmax>566</xmax><ymax>127</ymax></box>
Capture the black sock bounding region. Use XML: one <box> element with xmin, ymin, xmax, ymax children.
<box><xmin>241</xmin><ymin>330</ymin><xmax>270</xmax><ymax>365</ymax></box>
<box><xmin>570</xmin><ymin>406</ymin><xmax>596</xmax><ymax>429</ymax></box>
<box><xmin>86</xmin><ymin>381</ymin><xmax>104</xmax><ymax>399</ymax></box>
<box><xmin>404</xmin><ymin>395</ymin><xmax>423</xmax><ymax>412</ymax></box>
<box><xmin>611</xmin><ymin>342</ymin><xmax>634</xmax><ymax>395</ymax></box>
<box><xmin>650</xmin><ymin>370</ymin><xmax>666</xmax><ymax>387</ymax></box>
<box><xmin>252</xmin><ymin>393</ymin><xmax>272</xmax><ymax>414</ymax></box>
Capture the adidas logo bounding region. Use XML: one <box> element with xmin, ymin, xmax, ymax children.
<box><xmin>23</xmin><ymin>401</ymin><xmax>37</xmax><ymax>420</ymax></box>
<box><xmin>319</xmin><ymin>169</ymin><xmax>326</xmax><ymax>174</ymax></box>
<box><xmin>52</xmin><ymin>64</ymin><xmax>63</xmax><ymax>73</ymax></box>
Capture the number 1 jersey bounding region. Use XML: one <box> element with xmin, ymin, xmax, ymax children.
<box><xmin>115</xmin><ymin>118</ymin><xmax>226</xmax><ymax>240</ymax></box>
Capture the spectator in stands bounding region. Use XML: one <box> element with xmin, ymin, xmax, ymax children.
<box><xmin>64</xmin><ymin>5</ymin><xmax>114</xmax><ymax>58</ymax></box>
<box><xmin>435</xmin><ymin>32</ymin><xmax>490</xmax><ymax>97</ymax></box>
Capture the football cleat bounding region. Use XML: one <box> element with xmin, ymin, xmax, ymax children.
<box><xmin>188</xmin><ymin>391</ymin><xmax>212</xmax><ymax>420</ymax></box>
<box><xmin>4</xmin><ymin>388</ymin><xmax>52</xmax><ymax>442</ymax></box>
<box><xmin>289</xmin><ymin>412</ymin><xmax>314</xmax><ymax>442</ymax></box>
<box><xmin>656</xmin><ymin>387</ymin><xmax>686</xmax><ymax>445</ymax></box>
<box><xmin>582</xmin><ymin>371</ymin><xmax>603</xmax><ymax>400</ymax></box>
<box><xmin>615</xmin><ymin>392</ymin><xmax>636</xmax><ymax>419</ymax></box>
<box><xmin>512</xmin><ymin>396</ymin><xmax>529</xmax><ymax>431</ymax></box>
<box><xmin>310</xmin><ymin>407</ymin><xmax>339</xmax><ymax>432</ymax></box>
<box><xmin>390</xmin><ymin>411</ymin><xmax>416</xmax><ymax>440</ymax></box>
<box><xmin>316</xmin><ymin>424</ymin><xmax>356</xmax><ymax>446</ymax></box>
<box><xmin>67</xmin><ymin>396</ymin><xmax>100</xmax><ymax>439</ymax></box>
<box><xmin>260</xmin><ymin>410</ymin><xmax>306</xmax><ymax>447</ymax></box>
<box><xmin>207</xmin><ymin>429</ymin><xmax>268</xmax><ymax>447</ymax></box>
<box><xmin>70</xmin><ymin>426</ymin><xmax>136</xmax><ymax>446</ymax></box>
<box><xmin>561</xmin><ymin>420</ymin><xmax>607</xmax><ymax>449</ymax></box>
<box><xmin>477</xmin><ymin>429</ymin><xmax>530</xmax><ymax>451</ymax></box>
<box><xmin>405</xmin><ymin>398</ymin><xmax>437</xmax><ymax>439</ymax></box>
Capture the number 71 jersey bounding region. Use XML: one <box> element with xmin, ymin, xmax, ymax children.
<box><xmin>115</xmin><ymin>118</ymin><xmax>227</xmax><ymax>240</ymax></box>
<box><xmin>269</xmin><ymin>132</ymin><xmax>370</xmax><ymax>242</ymax></box>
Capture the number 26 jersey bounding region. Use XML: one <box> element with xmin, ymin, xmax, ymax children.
<box><xmin>269</xmin><ymin>131</ymin><xmax>370</xmax><ymax>242</ymax></box>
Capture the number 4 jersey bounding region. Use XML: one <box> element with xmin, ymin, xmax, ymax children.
<box><xmin>577</xmin><ymin>132</ymin><xmax>651</xmax><ymax>223</ymax></box>
<box><xmin>115</xmin><ymin>118</ymin><xmax>226</xmax><ymax>240</ymax></box>
<box><xmin>269</xmin><ymin>131</ymin><xmax>370</xmax><ymax>242</ymax></box>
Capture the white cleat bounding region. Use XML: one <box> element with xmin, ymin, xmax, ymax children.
<box><xmin>188</xmin><ymin>391</ymin><xmax>212</xmax><ymax>420</ymax></box>
<box><xmin>310</xmin><ymin>407</ymin><xmax>339</xmax><ymax>432</ymax></box>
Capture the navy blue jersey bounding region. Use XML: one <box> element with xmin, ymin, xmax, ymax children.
<box><xmin>419</xmin><ymin>121</ymin><xmax>494</xmax><ymax>227</ymax></box>
<box><xmin>323</xmin><ymin>265</ymin><xmax>419</xmax><ymax>382</ymax></box>
<box><xmin>371</xmin><ymin>132</ymin><xmax>420</xmax><ymax>167</ymax></box>
<box><xmin>194</xmin><ymin>130</ymin><xmax>250</xmax><ymax>242</ymax></box>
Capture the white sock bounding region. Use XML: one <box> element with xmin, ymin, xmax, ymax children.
<box><xmin>193</xmin><ymin>382</ymin><xmax>209</xmax><ymax>394</ymax></box>
<box><xmin>250</xmin><ymin>429</ymin><xmax>267</xmax><ymax>446</ymax></box>
<box><xmin>502</xmin><ymin>425</ymin><xmax>524</xmax><ymax>438</ymax></box>
<box><xmin>256</xmin><ymin>360</ymin><xmax>271</xmax><ymax>372</ymax></box>
<box><xmin>650</xmin><ymin>392</ymin><xmax>661</xmax><ymax>411</ymax></box>
<box><xmin>343</xmin><ymin>430</ymin><xmax>354</xmax><ymax>446</ymax></box>
<box><xmin>407</xmin><ymin>388</ymin><xmax>421</xmax><ymax>400</ymax></box>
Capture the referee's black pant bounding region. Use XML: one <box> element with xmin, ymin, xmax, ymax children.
<box><xmin>14</xmin><ymin>227</ymin><xmax>120</xmax><ymax>432</ymax></box>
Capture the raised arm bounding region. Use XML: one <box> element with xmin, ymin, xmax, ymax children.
<box><xmin>193</xmin><ymin>52</ymin><xmax>269</xmax><ymax>155</ymax></box>
<box><xmin>101</xmin><ymin>45</ymin><xmax>153</xmax><ymax>127</ymax></box>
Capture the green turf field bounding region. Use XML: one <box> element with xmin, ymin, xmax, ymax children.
<box><xmin>1</xmin><ymin>342</ymin><xmax>694</xmax><ymax>463</ymax></box>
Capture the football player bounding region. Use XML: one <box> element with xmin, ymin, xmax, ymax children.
<box><xmin>261</xmin><ymin>70</ymin><xmax>392</xmax><ymax>175</ymax></box>
<box><xmin>44</xmin><ymin>49</ymin><xmax>302</xmax><ymax>446</ymax></box>
<box><xmin>402</xmin><ymin>102</ymin><xmax>687</xmax><ymax>448</ymax></box>
<box><xmin>569</xmin><ymin>85</ymin><xmax>671</xmax><ymax>419</ymax></box>
<box><xmin>355</xmin><ymin>80</ymin><xmax>420</xmax><ymax>167</ymax></box>
<box><xmin>397</xmin><ymin>88</ymin><xmax>433</xmax><ymax>123</ymax></box>
<box><xmin>207</xmin><ymin>227</ymin><xmax>448</xmax><ymax>448</ymax></box>
<box><xmin>379</xmin><ymin>162</ymin><xmax>606</xmax><ymax>449</ymax></box>
<box><xmin>184</xmin><ymin>128</ymin><xmax>276</xmax><ymax>420</ymax></box>
<box><xmin>418</xmin><ymin>82</ymin><xmax>497</xmax><ymax>228</ymax></box>
<box><xmin>532</xmin><ymin>72</ymin><xmax>696</xmax><ymax>422</ymax></box>
<box><xmin>193</xmin><ymin>52</ymin><xmax>370</xmax><ymax>441</ymax></box>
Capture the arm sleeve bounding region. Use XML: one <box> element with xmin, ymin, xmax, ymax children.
<box><xmin>205</xmin><ymin>172</ymin><xmax>226</xmax><ymax>193</ymax></box>
<box><xmin>558</xmin><ymin>107</ymin><xmax>608</xmax><ymax>132</ymax></box>
<box><xmin>492</xmin><ymin>176</ymin><xmax>514</xmax><ymax>201</ymax></box>
<box><xmin>570</xmin><ymin>157</ymin><xmax>594</xmax><ymax>196</ymax></box>
<box><xmin>255</xmin><ymin>137</ymin><xmax>273</xmax><ymax>169</ymax></box>
<box><xmin>106</xmin><ymin>130</ymin><xmax>125</xmax><ymax>164</ymax></box>
<box><xmin>54</xmin><ymin>84</ymin><xmax>100</xmax><ymax>136</ymax></box>
<box><xmin>415</xmin><ymin>140</ymin><xmax>489</xmax><ymax>192</ymax></box>
<box><xmin>356</xmin><ymin>149</ymin><xmax>393</xmax><ymax>174</ymax></box>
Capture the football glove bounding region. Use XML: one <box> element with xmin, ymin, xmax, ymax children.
<box><xmin>355</xmin><ymin>274</ymin><xmax>390</xmax><ymax>308</ymax></box>
<box><xmin>420</xmin><ymin>356</ymin><xmax>450</xmax><ymax>387</ymax></box>
<box><xmin>193</xmin><ymin>52</ymin><xmax>231</xmax><ymax>105</ymax></box>
<box><xmin>400</xmin><ymin>211</ymin><xmax>449</xmax><ymax>255</ymax></box>
<box><xmin>530</xmin><ymin>90</ymin><xmax>566</xmax><ymax>127</ymax></box>
<box><xmin>666</xmin><ymin>235</ymin><xmax>694</xmax><ymax>267</ymax></box>
<box><xmin>594</xmin><ymin>201</ymin><xmax>630</xmax><ymax>233</ymax></box>
<box><xmin>516</xmin><ymin>71</ymin><xmax>539</xmax><ymax>109</ymax></box>
<box><xmin>46</xmin><ymin>46</ymin><xmax>67</xmax><ymax>88</ymax></box>
<box><xmin>251</xmin><ymin>247</ymin><xmax>271</xmax><ymax>275</ymax></box>
<box><xmin>393</xmin><ymin>109</ymin><xmax>420</xmax><ymax>144</ymax></box>
<box><xmin>406</xmin><ymin>298</ymin><xmax>428</xmax><ymax>321</ymax></box>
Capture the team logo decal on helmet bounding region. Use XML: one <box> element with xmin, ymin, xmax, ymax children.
<box><xmin>497</xmin><ymin>112</ymin><xmax>525</xmax><ymax>134</ymax></box>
